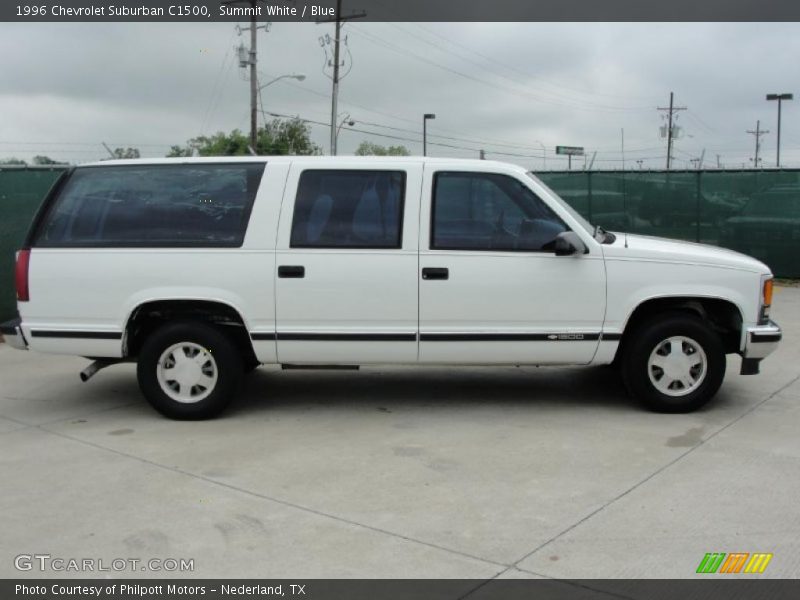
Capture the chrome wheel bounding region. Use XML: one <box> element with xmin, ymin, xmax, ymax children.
<box><xmin>647</xmin><ymin>336</ymin><xmax>707</xmax><ymax>397</ymax></box>
<box><xmin>157</xmin><ymin>342</ymin><xmax>218</xmax><ymax>404</ymax></box>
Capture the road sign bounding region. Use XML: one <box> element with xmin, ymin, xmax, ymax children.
<box><xmin>556</xmin><ymin>145</ymin><xmax>584</xmax><ymax>156</ymax></box>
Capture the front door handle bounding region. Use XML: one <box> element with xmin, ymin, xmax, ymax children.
<box><xmin>278</xmin><ymin>265</ymin><xmax>305</xmax><ymax>279</ymax></box>
<box><xmin>422</xmin><ymin>267</ymin><xmax>449</xmax><ymax>280</ymax></box>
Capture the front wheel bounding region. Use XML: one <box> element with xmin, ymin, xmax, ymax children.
<box><xmin>137</xmin><ymin>321</ymin><xmax>243</xmax><ymax>419</ymax></box>
<box><xmin>622</xmin><ymin>313</ymin><xmax>726</xmax><ymax>413</ymax></box>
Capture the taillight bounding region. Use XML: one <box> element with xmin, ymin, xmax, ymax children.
<box><xmin>15</xmin><ymin>248</ymin><xmax>30</xmax><ymax>302</ymax></box>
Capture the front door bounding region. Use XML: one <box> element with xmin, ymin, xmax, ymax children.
<box><xmin>275</xmin><ymin>161</ymin><xmax>422</xmax><ymax>364</ymax></box>
<box><xmin>419</xmin><ymin>168</ymin><xmax>606</xmax><ymax>364</ymax></box>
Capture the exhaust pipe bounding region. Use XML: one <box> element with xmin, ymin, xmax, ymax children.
<box><xmin>79</xmin><ymin>359</ymin><xmax>118</xmax><ymax>382</ymax></box>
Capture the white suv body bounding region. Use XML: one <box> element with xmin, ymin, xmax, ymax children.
<box><xmin>1</xmin><ymin>157</ymin><xmax>781</xmax><ymax>418</ymax></box>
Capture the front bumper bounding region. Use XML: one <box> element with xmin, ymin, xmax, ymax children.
<box><xmin>743</xmin><ymin>320</ymin><xmax>782</xmax><ymax>360</ymax></box>
<box><xmin>0</xmin><ymin>317</ymin><xmax>28</xmax><ymax>351</ymax></box>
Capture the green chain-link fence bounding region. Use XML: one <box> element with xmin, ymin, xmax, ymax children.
<box><xmin>537</xmin><ymin>169</ymin><xmax>800</xmax><ymax>279</ymax></box>
<box><xmin>2</xmin><ymin>167</ymin><xmax>799</xmax><ymax>323</ymax></box>
<box><xmin>0</xmin><ymin>167</ymin><xmax>67</xmax><ymax>322</ymax></box>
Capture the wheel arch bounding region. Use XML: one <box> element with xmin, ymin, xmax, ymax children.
<box><xmin>123</xmin><ymin>298</ymin><xmax>257</xmax><ymax>365</ymax></box>
<box><xmin>616</xmin><ymin>295</ymin><xmax>745</xmax><ymax>360</ymax></box>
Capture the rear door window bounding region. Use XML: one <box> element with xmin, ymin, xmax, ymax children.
<box><xmin>34</xmin><ymin>163</ymin><xmax>265</xmax><ymax>247</ymax></box>
<box><xmin>289</xmin><ymin>170</ymin><xmax>406</xmax><ymax>248</ymax></box>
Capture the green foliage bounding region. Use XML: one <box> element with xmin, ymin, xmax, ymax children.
<box><xmin>167</xmin><ymin>118</ymin><xmax>322</xmax><ymax>158</ymax></box>
<box><xmin>166</xmin><ymin>145</ymin><xmax>193</xmax><ymax>158</ymax></box>
<box><xmin>32</xmin><ymin>155</ymin><xmax>67</xmax><ymax>165</ymax></box>
<box><xmin>0</xmin><ymin>157</ymin><xmax>27</xmax><ymax>165</ymax></box>
<box><xmin>110</xmin><ymin>147</ymin><xmax>140</xmax><ymax>159</ymax></box>
<box><xmin>354</xmin><ymin>142</ymin><xmax>411</xmax><ymax>156</ymax></box>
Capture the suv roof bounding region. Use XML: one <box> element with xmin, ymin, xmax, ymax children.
<box><xmin>80</xmin><ymin>156</ymin><xmax>522</xmax><ymax>171</ymax></box>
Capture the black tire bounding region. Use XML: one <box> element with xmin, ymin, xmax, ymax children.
<box><xmin>621</xmin><ymin>312</ymin><xmax>726</xmax><ymax>413</ymax></box>
<box><xmin>136</xmin><ymin>321</ymin><xmax>243</xmax><ymax>419</ymax></box>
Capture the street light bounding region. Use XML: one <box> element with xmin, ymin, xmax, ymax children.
<box><xmin>766</xmin><ymin>93</ymin><xmax>793</xmax><ymax>167</ymax></box>
<box><xmin>259</xmin><ymin>73</ymin><xmax>306</xmax><ymax>92</ymax></box>
<box><xmin>255</xmin><ymin>73</ymin><xmax>306</xmax><ymax>150</ymax></box>
<box><xmin>535</xmin><ymin>140</ymin><xmax>547</xmax><ymax>170</ymax></box>
<box><xmin>423</xmin><ymin>113</ymin><xmax>436</xmax><ymax>157</ymax></box>
<box><xmin>336</xmin><ymin>113</ymin><xmax>355</xmax><ymax>149</ymax></box>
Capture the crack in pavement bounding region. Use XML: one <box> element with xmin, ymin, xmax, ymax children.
<box><xmin>35</xmin><ymin>423</ymin><xmax>510</xmax><ymax>572</ymax></box>
<box><xmin>507</xmin><ymin>372</ymin><xmax>800</xmax><ymax>573</ymax></box>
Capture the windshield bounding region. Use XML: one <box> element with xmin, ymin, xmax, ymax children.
<box><xmin>526</xmin><ymin>172</ymin><xmax>594</xmax><ymax>235</ymax></box>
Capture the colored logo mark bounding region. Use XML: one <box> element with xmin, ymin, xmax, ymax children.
<box><xmin>696</xmin><ymin>552</ymin><xmax>773</xmax><ymax>574</ymax></box>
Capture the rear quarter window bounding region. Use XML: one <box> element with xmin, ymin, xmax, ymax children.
<box><xmin>33</xmin><ymin>163</ymin><xmax>265</xmax><ymax>247</ymax></box>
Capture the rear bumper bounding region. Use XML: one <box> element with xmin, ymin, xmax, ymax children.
<box><xmin>0</xmin><ymin>317</ymin><xmax>28</xmax><ymax>351</ymax></box>
<box><xmin>743</xmin><ymin>320</ymin><xmax>782</xmax><ymax>360</ymax></box>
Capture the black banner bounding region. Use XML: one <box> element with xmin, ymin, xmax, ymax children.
<box><xmin>2</xmin><ymin>0</ymin><xmax>800</xmax><ymax>23</ymax></box>
<box><xmin>4</xmin><ymin>579</ymin><xmax>800</xmax><ymax>600</ymax></box>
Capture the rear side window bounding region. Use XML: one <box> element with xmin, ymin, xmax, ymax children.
<box><xmin>34</xmin><ymin>163</ymin><xmax>265</xmax><ymax>247</ymax></box>
<box><xmin>290</xmin><ymin>170</ymin><xmax>405</xmax><ymax>248</ymax></box>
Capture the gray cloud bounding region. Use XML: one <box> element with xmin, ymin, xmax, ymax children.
<box><xmin>1</xmin><ymin>21</ymin><xmax>799</xmax><ymax>169</ymax></box>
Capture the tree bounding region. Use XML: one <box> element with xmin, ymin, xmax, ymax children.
<box><xmin>167</xmin><ymin>118</ymin><xmax>321</xmax><ymax>158</ymax></box>
<box><xmin>0</xmin><ymin>157</ymin><xmax>27</xmax><ymax>165</ymax></box>
<box><xmin>33</xmin><ymin>155</ymin><xmax>67</xmax><ymax>165</ymax></box>
<box><xmin>112</xmin><ymin>147</ymin><xmax>140</xmax><ymax>159</ymax></box>
<box><xmin>166</xmin><ymin>145</ymin><xmax>193</xmax><ymax>158</ymax></box>
<box><xmin>355</xmin><ymin>142</ymin><xmax>410</xmax><ymax>156</ymax></box>
<box><xmin>260</xmin><ymin>118</ymin><xmax>321</xmax><ymax>156</ymax></box>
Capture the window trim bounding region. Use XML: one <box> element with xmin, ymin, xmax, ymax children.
<box><xmin>289</xmin><ymin>168</ymin><xmax>407</xmax><ymax>250</ymax></box>
<box><xmin>429</xmin><ymin>171</ymin><xmax>570</xmax><ymax>253</ymax></box>
<box><xmin>29</xmin><ymin>162</ymin><xmax>266</xmax><ymax>249</ymax></box>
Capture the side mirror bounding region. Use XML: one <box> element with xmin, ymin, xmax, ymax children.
<box><xmin>554</xmin><ymin>231</ymin><xmax>587</xmax><ymax>256</ymax></box>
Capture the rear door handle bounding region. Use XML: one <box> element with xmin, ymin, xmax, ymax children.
<box><xmin>278</xmin><ymin>265</ymin><xmax>305</xmax><ymax>279</ymax></box>
<box><xmin>422</xmin><ymin>267</ymin><xmax>449</xmax><ymax>280</ymax></box>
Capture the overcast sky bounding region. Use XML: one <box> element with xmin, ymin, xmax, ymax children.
<box><xmin>1</xmin><ymin>21</ymin><xmax>799</xmax><ymax>169</ymax></box>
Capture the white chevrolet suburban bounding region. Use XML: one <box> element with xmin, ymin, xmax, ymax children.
<box><xmin>1</xmin><ymin>157</ymin><xmax>782</xmax><ymax>419</ymax></box>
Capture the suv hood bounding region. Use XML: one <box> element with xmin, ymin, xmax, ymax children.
<box><xmin>602</xmin><ymin>232</ymin><xmax>770</xmax><ymax>274</ymax></box>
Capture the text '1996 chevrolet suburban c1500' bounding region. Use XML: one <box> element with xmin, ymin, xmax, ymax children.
<box><xmin>0</xmin><ymin>157</ymin><xmax>782</xmax><ymax>419</ymax></box>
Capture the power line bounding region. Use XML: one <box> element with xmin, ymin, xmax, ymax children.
<box><xmin>364</xmin><ymin>4</ymin><xmax>660</xmax><ymax>105</ymax></box>
<box><xmin>348</xmin><ymin>25</ymin><xmax>653</xmax><ymax>115</ymax></box>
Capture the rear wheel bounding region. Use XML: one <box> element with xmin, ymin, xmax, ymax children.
<box><xmin>137</xmin><ymin>321</ymin><xmax>243</xmax><ymax>419</ymax></box>
<box><xmin>622</xmin><ymin>313</ymin><xmax>726</xmax><ymax>413</ymax></box>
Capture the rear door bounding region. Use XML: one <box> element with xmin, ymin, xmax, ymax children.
<box><xmin>274</xmin><ymin>161</ymin><xmax>422</xmax><ymax>364</ymax></box>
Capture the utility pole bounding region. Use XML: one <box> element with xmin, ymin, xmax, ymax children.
<box><xmin>223</xmin><ymin>0</ymin><xmax>265</xmax><ymax>151</ymax></box>
<box><xmin>318</xmin><ymin>0</ymin><xmax>366</xmax><ymax>155</ymax></box>
<box><xmin>747</xmin><ymin>120</ymin><xmax>769</xmax><ymax>168</ymax></box>
<box><xmin>658</xmin><ymin>92</ymin><xmax>687</xmax><ymax>169</ymax></box>
<box><xmin>249</xmin><ymin>1</ymin><xmax>258</xmax><ymax>151</ymax></box>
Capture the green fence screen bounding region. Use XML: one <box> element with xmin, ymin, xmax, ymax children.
<box><xmin>0</xmin><ymin>167</ymin><xmax>67</xmax><ymax>323</ymax></box>
<box><xmin>537</xmin><ymin>169</ymin><xmax>800</xmax><ymax>279</ymax></box>
<box><xmin>1</xmin><ymin>167</ymin><xmax>799</xmax><ymax>323</ymax></box>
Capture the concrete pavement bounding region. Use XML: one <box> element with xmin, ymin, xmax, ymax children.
<box><xmin>1</xmin><ymin>288</ymin><xmax>798</xmax><ymax>579</ymax></box>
